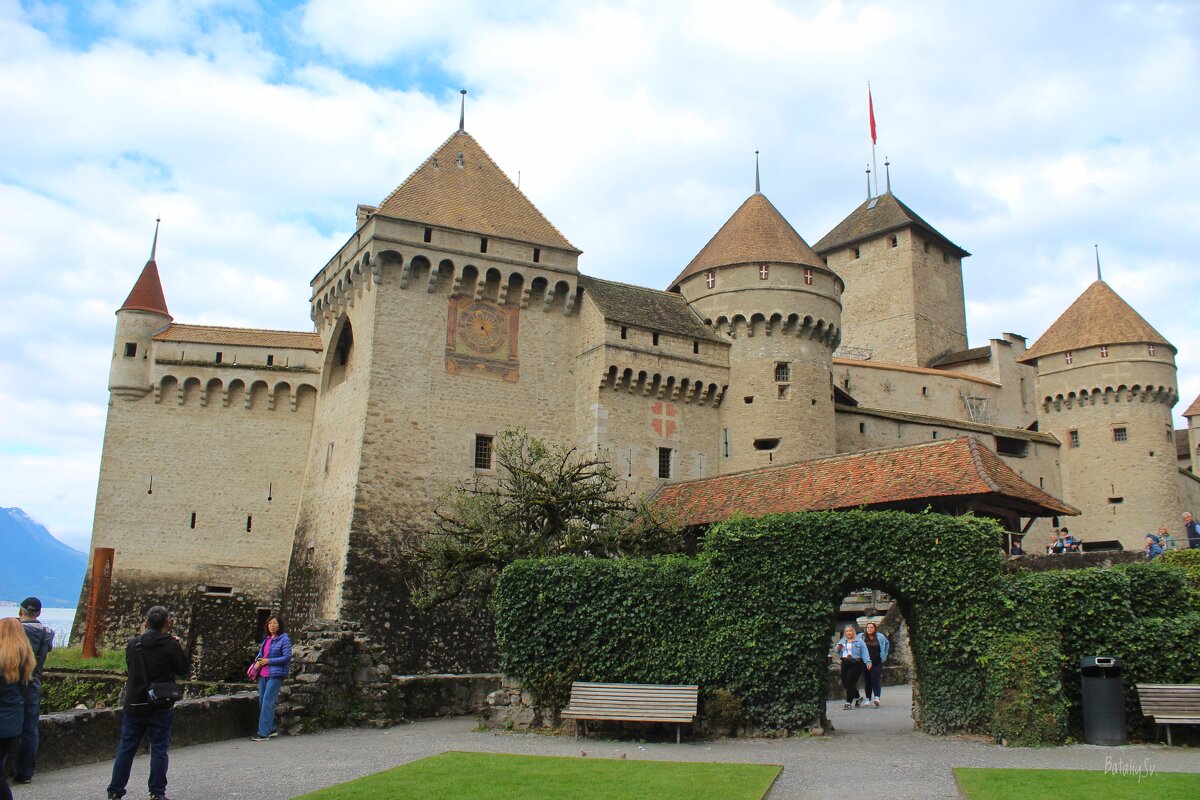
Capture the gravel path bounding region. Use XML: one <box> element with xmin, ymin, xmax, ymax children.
<box><xmin>13</xmin><ymin>686</ymin><xmax>1197</xmax><ymax>800</ymax></box>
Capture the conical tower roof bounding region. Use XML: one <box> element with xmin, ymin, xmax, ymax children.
<box><xmin>119</xmin><ymin>258</ymin><xmax>171</xmax><ymax>318</ymax></box>
<box><xmin>813</xmin><ymin>192</ymin><xmax>969</xmax><ymax>257</ymax></box>
<box><xmin>375</xmin><ymin>130</ymin><xmax>577</xmax><ymax>252</ymax></box>
<box><xmin>668</xmin><ymin>192</ymin><xmax>824</xmax><ymax>291</ymax></box>
<box><xmin>1184</xmin><ymin>393</ymin><xmax>1200</xmax><ymax>418</ymax></box>
<box><xmin>1018</xmin><ymin>280</ymin><xmax>1173</xmax><ymax>363</ymax></box>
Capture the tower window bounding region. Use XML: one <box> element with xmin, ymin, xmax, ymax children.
<box><xmin>652</xmin><ymin>332</ymin><xmax>660</xmax><ymax>346</ymax></box>
<box><xmin>215</xmin><ymin>351</ymin><xmax>223</xmax><ymax>364</ymax></box>
<box><xmin>743</xmin><ymin>396</ymin><xmax>754</xmax><ymax>404</ymax></box>
<box><xmin>423</xmin><ymin>227</ymin><xmax>432</xmax><ymax>243</ymax></box>
<box><xmin>693</xmin><ymin>340</ymin><xmax>699</xmax><ymax>354</ymax></box>
<box><xmin>1069</xmin><ymin>430</ymin><xmax>1080</xmax><ymax>448</ymax></box>
<box><xmin>658</xmin><ymin>447</ymin><xmax>672</xmax><ymax>479</ymax></box>
<box><xmin>804</xmin><ymin>267</ymin><xmax>813</xmax><ymax>285</ymax></box>
<box><xmin>474</xmin><ymin>434</ymin><xmax>493</xmax><ymax>470</ymax></box>
<box><xmin>890</xmin><ymin>235</ymin><xmax>898</xmax><ymax>248</ymax></box>
<box><xmin>759</xmin><ymin>264</ymin><xmax>769</xmax><ymax>280</ymax></box>
<box><xmin>921</xmin><ymin>386</ymin><xmax>928</xmax><ymax>396</ymax></box>
<box><xmin>480</xmin><ymin>237</ymin><xmax>488</xmax><ymax>253</ymax></box>
<box><xmin>753</xmin><ymin>438</ymin><xmax>780</xmax><ymax>451</ymax></box>
<box><xmin>620</xmin><ymin>326</ymin><xmax>627</xmax><ymax>340</ymax></box>
<box><xmin>533</xmin><ymin>247</ymin><xmax>540</xmax><ymax>263</ymax></box>
<box><xmin>775</xmin><ymin>362</ymin><xmax>790</xmax><ymax>382</ymax></box>
<box><xmin>246</xmin><ymin>515</ymin><xmax>253</xmax><ymax>532</ymax></box>
<box><xmin>124</xmin><ymin>342</ymin><xmax>137</xmax><ymax>358</ymax></box>
<box><xmin>705</xmin><ymin>271</ymin><xmax>716</xmax><ymax>289</ymax></box>
<box><xmin>1065</xmin><ymin>351</ymin><xmax>1073</xmax><ymax>365</ymax></box>
<box><xmin>853</xmin><ymin>248</ymin><xmax>861</xmax><ymax>259</ymax></box>
<box><xmin>1100</xmin><ymin>345</ymin><xmax>1109</xmax><ymax>358</ymax></box>
<box><xmin>932</xmin><ymin>431</ymin><xmax>939</xmax><ymax>439</ymax></box>
<box><xmin>1113</xmin><ymin>427</ymin><xmax>1127</xmax><ymax>443</ymax></box>
<box><xmin>189</xmin><ymin>512</ymin><xmax>197</xmax><ymax>529</ymax></box>
<box><xmin>859</xmin><ymin>422</ymin><xmax>866</xmax><ymax>434</ymax></box>
<box><xmin>325</xmin><ymin>442</ymin><xmax>334</xmax><ymax>473</ymax></box>
<box><xmin>266</xmin><ymin>354</ymin><xmax>274</xmax><ymax>366</ymax></box>
<box><xmin>1147</xmin><ymin>344</ymin><xmax>1156</xmax><ymax>356</ymax></box>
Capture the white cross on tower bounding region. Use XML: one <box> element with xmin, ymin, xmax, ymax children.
<box><xmin>759</xmin><ymin>264</ymin><xmax>769</xmax><ymax>280</ymax></box>
<box><xmin>705</xmin><ymin>271</ymin><xmax>716</xmax><ymax>289</ymax></box>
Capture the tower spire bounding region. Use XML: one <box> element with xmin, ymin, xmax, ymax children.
<box><xmin>884</xmin><ymin>158</ymin><xmax>891</xmax><ymax>194</ymax></box>
<box><xmin>150</xmin><ymin>217</ymin><xmax>160</xmax><ymax>261</ymax></box>
<box><xmin>755</xmin><ymin>150</ymin><xmax>761</xmax><ymax>194</ymax></box>
<box><xmin>1095</xmin><ymin>244</ymin><xmax>1101</xmax><ymax>281</ymax></box>
<box><xmin>458</xmin><ymin>89</ymin><xmax>467</xmax><ymax>132</ymax></box>
<box><xmin>865</xmin><ymin>164</ymin><xmax>871</xmax><ymax>200</ymax></box>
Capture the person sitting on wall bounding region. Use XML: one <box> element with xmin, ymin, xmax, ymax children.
<box><xmin>1057</xmin><ymin>527</ymin><xmax>1080</xmax><ymax>553</ymax></box>
<box><xmin>1047</xmin><ymin>531</ymin><xmax>1064</xmax><ymax>554</ymax></box>
<box><xmin>1145</xmin><ymin>534</ymin><xmax>1164</xmax><ymax>561</ymax></box>
<box><xmin>106</xmin><ymin>606</ymin><xmax>188</xmax><ymax>800</ymax></box>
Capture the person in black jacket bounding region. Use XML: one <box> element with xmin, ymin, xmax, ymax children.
<box><xmin>13</xmin><ymin>597</ymin><xmax>53</xmax><ymax>785</ymax></box>
<box><xmin>106</xmin><ymin>606</ymin><xmax>188</xmax><ymax>800</ymax></box>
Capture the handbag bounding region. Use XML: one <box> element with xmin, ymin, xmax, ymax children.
<box><xmin>247</xmin><ymin>639</ymin><xmax>268</xmax><ymax>680</ymax></box>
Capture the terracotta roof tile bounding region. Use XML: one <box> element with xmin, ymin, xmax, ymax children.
<box><xmin>580</xmin><ymin>276</ymin><xmax>725</xmax><ymax>342</ymax></box>
<box><xmin>153</xmin><ymin>324</ymin><xmax>322</xmax><ymax>351</ymax></box>
<box><xmin>669</xmin><ymin>193</ymin><xmax>824</xmax><ymax>290</ymax></box>
<box><xmin>375</xmin><ymin>130</ymin><xmax>577</xmax><ymax>252</ymax></box>
<box><xmin>651</xmin><ymin>436</ymin><xmax>1077</xmax><ymax>527</ymax></box>
<box><xmin>1018</xmin><ymin>281</ymin><xmax>1173</xmax><ymax>363</ymax></box>
<box><xmin>1183</xmin><ymin>394</ymin><xmax>1200</xmax><ymax>418</ymax></box>
<box><xmin>813</xmin><ymin>192</ymin><xmax>969</xmax><ymax>257</ymax></box>
<box><xmin>119</xmin><ymin>259</ymin><xmax>171</xmax><ymax>318</ymax></box>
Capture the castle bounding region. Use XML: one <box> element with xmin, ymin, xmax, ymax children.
<box><xmin>76</xmin><ymin>119</ymin><xmax>1200</xmax><ymax>677</ymax></box>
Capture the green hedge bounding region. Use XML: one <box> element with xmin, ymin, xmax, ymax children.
<box><xmin>496</xmin><ymin>509</ymin><xmax>1004</xmax><ymax>734</ymax></box>
<box><xmin>982</xmin><ymin>631</ymin><xmax>1068</xmax><ymax>746</ymax></box>
<box><xmin>494</xmin><ymin>511</ymin><xmax>1198</xmax><ymax>739</ymax></box>
<box><xmin>1160</xmin><ymin>549</ymin><xmax>1200</xmax><ymax>613</ymax></box>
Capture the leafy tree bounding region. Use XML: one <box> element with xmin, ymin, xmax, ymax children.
<box><xmin>412</xmin><ymin>428</ymin><xmax>683</xmax><ymax>607</ymax></box>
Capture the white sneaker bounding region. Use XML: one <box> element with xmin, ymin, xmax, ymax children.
<box><xmin>873</xmin><ymin>698</ymin><xmax>880</xmax><ymax>707</ymax></box>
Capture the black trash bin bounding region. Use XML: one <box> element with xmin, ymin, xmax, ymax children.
<box><xmin>1080</xmin><ymin>655</ymin><xmax>1127</xmax><ymax>745</ymax></box>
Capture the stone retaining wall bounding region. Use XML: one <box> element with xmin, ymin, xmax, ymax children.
<box><xmin>36</xmin><ymin>692</ymin><xmax>258</xmax><ymax>771</ymax></box>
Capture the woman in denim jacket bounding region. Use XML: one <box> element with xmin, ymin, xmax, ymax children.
<box><xmin>834</xmin><ymin>625</ymin><xmax>872</xmax><ymax>710</ymax></box>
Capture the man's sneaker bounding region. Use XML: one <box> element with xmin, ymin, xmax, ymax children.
<box><xmin>148</xmin><ymin>794</ymin><xmax>171</xmax><ymax>800</ymax></box>
<box><xmin>853</xmin><ymin>696</ymin><xmax>863</xmax><ymax>707</ymax></box>
<box><xmin>842</xmin><ymin>702</ymin><xmax>851</xmax><ymax>710</ymax></box>
<box><xmin>250</xmin><ymin>734</ymin><xmax>269</xmax><ymax>742</ymax></box>
<box><xmin>873</xmin><ymin>698</ymin><xmax>880</xmax><ymax>707</ymax></box>
<box><xmin>267</xmin><ymin>730</ymin><xmax>279</xmax><ymax>739</ymax></box>
<box><xmin>12</xmin><ymin>776</ymin><xmax>31</xmax><ymax>784</ymax></box>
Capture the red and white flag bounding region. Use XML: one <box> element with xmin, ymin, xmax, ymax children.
<box><xmin>869</xmin><ymin>87</ymin><xmax>877</xmax><ymax>144</ymax></box>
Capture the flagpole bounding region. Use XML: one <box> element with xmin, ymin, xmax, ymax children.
<box><xmin>869</xmin><ymin>82</ymin><xmax>878</xmax><ymax>198</ymax></box>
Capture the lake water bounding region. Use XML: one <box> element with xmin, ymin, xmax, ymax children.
<box><xmin>0</xmin><ymin>603</ymin><xmax>75</xmax><ymax>647</ymax></box>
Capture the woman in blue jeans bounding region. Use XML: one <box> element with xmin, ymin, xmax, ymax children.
<box><xmin>251</xmin><ymin>614</ymin><xmax>292</xmax><ymax>742</ymax></box>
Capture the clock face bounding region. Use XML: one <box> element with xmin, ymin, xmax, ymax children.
<box><xmin>456</xmin><ymin>302</ymin><xmax>508</xmax><ymax>354</ymax></box>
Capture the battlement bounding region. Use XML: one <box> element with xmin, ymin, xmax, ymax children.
<box><xmin>1042</xmin><ymin>382</ymin><xmax>1178</xmax><ymax>412</ymax></box>
<box><xmin>153</xmin><ymin>374</ymin><xmax>318</xmax><ymax>411</ymax></box>
<box><xmin>708</xmin><ymin>311</ymin><xmax>841</xmax><ymax>348</ymax></box>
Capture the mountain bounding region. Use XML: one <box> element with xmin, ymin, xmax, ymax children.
<box><xmin>0</xmin><ymin>507</ymin><xmax>87</xmax><ymax>607</ymax></box>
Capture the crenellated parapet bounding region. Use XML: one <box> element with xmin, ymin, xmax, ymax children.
<box><xmin>152</xmin><ymin>374</ymin><xmax>318</xmax><ymax>412</ymax></box>
<box><xmin>1041</xmin><ymin>383</ymin><xmax>1178</xmax><ymax>413</ymax></box>
<box><xmin>599</xmin><ymin>364</ymin><xmax>727</xmax><ymax>406</ymax></box>
<box><xmin>708</xmin><ymin>310</ymin><xmax>840</xmax><ymax>349</ymax></box>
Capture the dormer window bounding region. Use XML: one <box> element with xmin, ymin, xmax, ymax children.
<box><xmin>1099</xmin><ymin>345</ymin><xmax>1109</xmax><ymax>358</ymax></box>
<box><xmin>804</xmin><ymin>267</ymin><xmax>813</xmax><ymax>285</ymax></box>
<box><xmin>1065</xmin><ymin>351</ymin><xmax>1073</xmax><ymax>365</ymax></box>
<box><xmin>705</xmin><ymin>271</ymin><xmax>716</xmax><ymax>289</ymax></box>
<box><xmin>759</xmin><ymin>264</ymin><xmax>769</xmax><ymax>280</ymax></box>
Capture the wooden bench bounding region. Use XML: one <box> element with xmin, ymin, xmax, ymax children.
<box><xmin>561</xmin><ymin>682</ymin><xmax>699</xmax><ymax>743</ymax></box>
<box><xmin>1135</xmin><ymin>684</ymin><xmax>1200</xmax><ymax>745</ymax></box>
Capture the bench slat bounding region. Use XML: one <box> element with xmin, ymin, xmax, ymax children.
<box><xmin>563</xmin><ymin>681</ymin><xmax>699</xmax><ymax>729</ymax></box>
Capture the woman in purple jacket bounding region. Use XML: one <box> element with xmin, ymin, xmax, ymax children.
<box><xmin>251</xmin><ymin>614</ymin><xmax>292</xmax><ymax>742</ymax></box>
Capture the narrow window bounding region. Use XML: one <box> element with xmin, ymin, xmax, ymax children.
<box><xmin>533</xmin><ymin>247</ymin><xmax>541</xmax><ymax>263</ymax></box>
<box><xmin>1100</xmin><ymin>345</ymin><xmax>1109</xmax><ymax>358</ymax></box>
<box><xmin>1069</xmin><ymin>430</ymin><xmax>1080</xmax><ymax>448</ymax></box>
<box><xmin>1039</xmin><ymin>477</ymin><xmax>1044</xmax><ymax>488</ymax></box>
<box><xmin>189</xmin><ymin>512</ymin><xmax>197</xmax><ymax>529</ymax></box>
<box><xmin>859</xmin><ymin>422</ymin><xmax>866</xmax><ymax>434</ymax></box>
<box><xmin>1148</xmin><ymin>344</ymin><xmax>1156</xmax><ymax>356</ymax></box>
<box><xmin>692</xmin><ymin>340</ymin><xmax>699</xmax><ymax>354</ymax></box>
<box><xmin>423</xmin><ymin>227</ymin><xmax>432</xmax><ymax>243</ymax></box>
<box><xmin>124</xmin><ymin>342</ymin><xmax>137</xmax><ymax>358</ymax></box>
<box><xmin>932</xmin><ymin>431</ymin><xmax>939</xmax><ymax>439</ymax></box>
<box><xmin>723</xmin><ymin>429</ymin><xmax>730</xmax><ymax>458</ymax></box>
<box><xmin>215</xmin><ymin>351</ymin><xmax>223</xmax><ymax>364</ymax></box>
<box><xmin>753</xmin><ymin>438</ymin><xmax>780</xmax><ymax>451</ymax></box>
<box><xmin>266</xmin><ymin>354</ymin><xmax>274</xmax><ymax>367</ymax></box>
<box><xmin>1065</xmin><ymin>351</ymin><xmax>1073</xmax><ymax>365</ymax></box>
<box><xmin>804</xmin><ymin>267</ymin><xmax>813</xmax><ymax>285</ymax></box>
<box><xmin>474</xmin><ymin>434</ymin><xmax>494</xmax><ymax>470</ymax></box>
<box><xmin>843</xmin><ymin>378</ymin><xmax>851</xmax><ymax>389</ymax></box>
<box><xmin>705</xmin><ymin>271</ymin><xmax>716</xmax><ymax>289</ymax></box>
<box><xmin>246</xmin><ymin>515</ymin><xmax>253</xmax><ymax>532</ymax></box>
<box><xmin>890</xmin><ymin>235</ymin><xmax>898</xmax><ymax>248</ymax></box>
<box><xmin>921</xmin><ymin>386</ymin><xmax>928</xmax><ymax>396</ymax></box>
<box><xmin>774</xmin><ymin>362</ymin><xmax>790</xmax><ymax>382</ymax></box>
<box><xmin>658</xmin><ymin>447</ymin><xmax>672</xmax><ymax>479</ymax></box>
<box><xmin>480</xmin><ymin>237</ymin><xmax>488</xmax><ymax>253</ymax></box>
<box><xmin>759</xmin><ymin>264</ymin><xmax>769</xmax><ymax>280</ymax></box>
<box><xmin>620</xmin><ymin>326</ymin><xmax>627</xmax><ymax>340</ymax></box>
<box><xmin>652</xmin><ymin>332</ymin><xmax>660</xmax><ymax>346</ymax></box>
<box><xmin>853</xmin><ymin>247</ymin><xmax>860</xmax><ymax>259</ymax></box>
<box><xmin>1113</xmin><ymin>427</ymin><xmax>1127</xmax><ymax>443</ymax></box>
<box><xmin>777</xmin><ymin>385</ymin><xmax>788</xmax><ymax>399</ymax></box>
<box><xmin>743</xmin><ymin>396</ymin><xmax>754</xmax><ymax>404</ymax></box>
<box><xmin>325</xmin><ymin>442</ymin><xmax>334</xmax><ymax>473</ymax></box>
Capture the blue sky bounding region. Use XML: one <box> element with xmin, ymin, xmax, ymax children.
<box><xmin>2</xmin><ymin>0</ymin><xmax>1199</xmax><ymax>550</ymax></box>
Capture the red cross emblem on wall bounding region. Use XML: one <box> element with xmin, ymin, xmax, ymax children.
<box><xmin>651</xmin><ymin>401</ymin><xmax>678</xmax><ymax>439</ymax></box>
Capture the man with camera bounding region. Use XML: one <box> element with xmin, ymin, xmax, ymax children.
<box><xmin>107</xmin><ymin>605</ymin><xmax>188</xmax><ymax>800</ymax></box>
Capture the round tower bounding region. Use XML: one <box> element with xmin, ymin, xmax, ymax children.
<box><xmin>110</xmin><ymin>224</ymin><xmax>172</xmax><ymax>400</ymax></box>
<box><xmin>1019</xmin><ymin>280</ymin><xmax>1179</xmax><ymax>550</ymax></box>
<box><xmin>670</xmin><ymin>189</ymin><xmax>842</xmax><ymax>473</ymax></box>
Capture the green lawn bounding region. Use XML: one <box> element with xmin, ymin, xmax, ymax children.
<box><xmin>45</xmin><ymin>645</ymin><xmax>126</xmax><ymax>672</ymax></box>
<box><xmin>295</xmin><ymin>751</ymin><xmax>781</xmax><ymax>800</ymax></box>
<box><xmin>955</xmin><ymin>767</ymin><xmax>1200</xmax><ymax>800</ymax></box>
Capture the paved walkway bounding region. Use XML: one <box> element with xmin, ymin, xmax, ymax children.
<box><xmin>13</xmin><ymin>687</ymin><xmax>1197</xmax><ymax>800</ymax></box>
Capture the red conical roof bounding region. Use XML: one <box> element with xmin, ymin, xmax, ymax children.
<box><xmin>119</xmin><ymin>258</ymin><xmax>171</xmax><ymax>318</ymax></box>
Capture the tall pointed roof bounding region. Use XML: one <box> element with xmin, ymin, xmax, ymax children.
<box><xmin>1185</xmin><ymin>393</ymin><xmax>1200</xmax><ymax>418</ymax></box>
<box><xmin>813</xmin><ymin>192</ymin><xmax>969</xmax><ymax>257</ymax></box>
<box><xmin>1018</xmin><ymin>280</ymin><xmax>1173</xmax><ymax>363</ymax></box>
<box><xmin>374</xmin><ymin>130</ymin><xmax>578</xmax><ymax>252</ymax></box>
<box><xmin>668</xmin><ymin>192</ymin><xmax>824</xmax><ymax>290</ymax></box>
<box><xmin>119</xmin><ymin>258</ymin><xmax>171</xmax><ymax>318</ymax></box>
